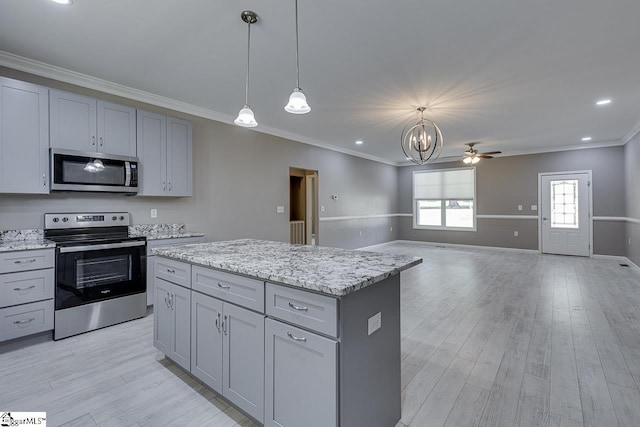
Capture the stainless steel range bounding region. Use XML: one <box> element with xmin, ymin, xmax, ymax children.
<box><xmin>44</xmin><ymin>212</ymin><xmax>146</xmax><ymax>340</ymax></box>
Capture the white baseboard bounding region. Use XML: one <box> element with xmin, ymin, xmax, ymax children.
<box><xmin>358</xmin><ymin>239</ymin><xmax>539</xmax><ymax>254</ymax></box>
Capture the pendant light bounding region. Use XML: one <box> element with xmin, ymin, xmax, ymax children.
<box><xmin>401</xmin><ymin>107</ymin><xmax>443</xmax><ymax>165</ymax></box>
<box><xmin>284</xmin><ymin>0</ymin><xmax>311</xmax><ymax>114</ymax></box>
<box><xmin>234</xmin><ymin>11</ymin><xmax>259</xmax><ymax>128</ymax></box>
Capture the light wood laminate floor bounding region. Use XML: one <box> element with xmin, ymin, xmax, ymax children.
<box><xmin>2</xmin><ymin>242</ymin><xmax>640</xmax><ymax>427</ymax></box>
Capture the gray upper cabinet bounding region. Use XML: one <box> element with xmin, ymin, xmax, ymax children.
<box><xmin>137</xmin><ymin>110</ymin><xmax>192</xmax><ymax>197</ymax></box>
<box><xmin>0</xmin><ymin>77</ymin><xmax>49</xmax><ymax>194</ymax></box>
<box><xmin>50</xmin><ymin>89</ymin><xmax>136</xmax><ymax>156</ymax></box>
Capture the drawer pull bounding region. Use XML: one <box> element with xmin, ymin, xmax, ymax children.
<box><xmin>288</xmin><ymin>302</ymin><xmax>309</xmax><ymax>312</ymax></box>
<box><xmin>217</xmin><ymin>282</ymin><xmax>231</xmax><ymax>289</ymax></box>
<box><xmin>166</xmin><ymin>269</ymin><xmax>176</xmax><ymax>274</ymax></box>
<box><xmin>287</xmin><ymin>332</ymin><xmax>307</xmax><ymax>342</ymax></box>
<box><xmin>14</xmin><ymin>258</ymin><xmax>37</xmax><ymax>264</ymax></box>
<box><xmin>14</xmin><ymin>317</ymin><xmax>36</xmax><ymax>325</ymax></box>
<box><xmin>13</xmin><ymin>285</ymin><xmax>36</xmax><ymax>291</ymax></box>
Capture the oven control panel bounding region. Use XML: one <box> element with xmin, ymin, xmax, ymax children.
<box><xmin>45</xmin><ymin>212</ymin><xmax>131</xmax><ymax>229</ymax></box>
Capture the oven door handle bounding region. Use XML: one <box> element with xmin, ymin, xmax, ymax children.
<box><xmin>58</xmin><ymin>240</ymin><xmax>146</xmax><ymax>253</ymax></box>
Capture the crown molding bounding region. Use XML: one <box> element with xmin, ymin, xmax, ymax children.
<box><xmin>0</xmin><ymin>50</ymin><xmax>398</xmax><ymax>167</ymax></box>
<box><xmin>623</xmin><ymin>119</ymin><xmax>640</xmax><ymax>144</ymax></box>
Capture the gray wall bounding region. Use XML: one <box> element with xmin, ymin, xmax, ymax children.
<box><xmin>398</xmin><ymin>146</ymin><xmax>627</xmax><ymax>255</ymax></box>
<box><xmin>625</xmin><ymin>132</ymin><xmax>640</xmax><ymax>265</ymax></box>
<box><xmin>0</xmin><ymin>67</ymin><xmax>397</xmax><ymax>249</ymax></box>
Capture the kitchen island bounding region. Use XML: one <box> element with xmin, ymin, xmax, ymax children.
<box><xmin>152</xmin><ymin>239</ymin><xmax>421</xmax><ymax>427</ymax></box>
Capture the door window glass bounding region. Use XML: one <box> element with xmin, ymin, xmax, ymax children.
<box><xmin>550</xmin><ymin>179</ymin><xmax>579</xmax><ymax>228</ymax></box>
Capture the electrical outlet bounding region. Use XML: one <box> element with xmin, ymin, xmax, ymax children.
<box><xmin>517</xmin><ymin>205</ymin><xmax>523</xmax><ymax>211</ymax></box>
<box><xmin>321</xmin><ymin>205</ymin><xmax>325</xmax><ymax>212</ymax></box>
<box><xmin>368</xmin><ymin>312</ymin><xmax>382</xmax><ymax>336</ymax></box>
<box><xmin>359</xmin><ymin>230</ymin><xmax>362</xmax><ymax>237</ymax></box>
<box><xmin>150</xmin><ymin>209</ymin><xmax>158</xmax><ymax>218</ymax></box>
<box><xmin>276</xmin><ymin>206</ymin><xmax>285</xmax><ymax>214</ymax></box>
<box><xmin>531</xmin><ymin>205</ymin><xmax>538</xmax><ymax>211</ymax></box>
<box><xmin>514</xmin><ymin>231</ymin><xmax>519</xmax><ymax>237</ymax></box>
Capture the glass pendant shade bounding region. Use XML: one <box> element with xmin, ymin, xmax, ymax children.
<box><xmin>285</xmin><ymin>88</ymin><xmax>310</xmax><ymax>114</ymax></box>
<box><xmin>234</xmin><ymin>105</ymin><xmax>258</xmax><ymax>127</ymax></box>
<box><xmin>463</xmin><ymin>156</ymin><xmax>472</xmax><ymax>164</ymax></box>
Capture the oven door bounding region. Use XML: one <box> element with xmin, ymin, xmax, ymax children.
<box><xmin>55</xmin><ymin>240</ymin><xmax>146</xmax><ymax>310</ymax></box>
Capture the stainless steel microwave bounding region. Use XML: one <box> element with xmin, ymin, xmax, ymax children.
<box><xmin>50</xmin><ymin>149</ymin><xmax>139</xmax><ymax>194</ymax></box>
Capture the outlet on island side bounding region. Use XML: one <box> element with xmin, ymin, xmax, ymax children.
<box><xmin>368</xmin><ymin>312</ymin><xmax>382</xmax><ymax>336</ymax></box>
<box><xmin>150</xmin><ymin>209</ymin><xmax>158</xmax><ymax>218</ymax></box>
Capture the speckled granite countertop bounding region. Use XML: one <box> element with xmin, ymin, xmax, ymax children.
<box><xmin>153</xmin><ymin>239</ymin><xmax>422</xmax><ymax>296</ymax></box>
<box><xmin>0</xmin><ymin>229</ymin><xmax>55</xmax><ymax>253</ymax></box>
<box><xmin>129</xmin><ymin>224</ymin><xmax>205</xmax><ymax>240</ymax></box>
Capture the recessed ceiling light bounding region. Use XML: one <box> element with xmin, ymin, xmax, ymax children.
<box><xmin>595</xmin><ymin>99</ymin><xmax>611</xmax><ymax>106</ymax></box>
<box><xmin>581</xmin><ymin>137</ymin><xmax>592</xmax><ymax>141</ymax></box>
<box><xmin>355</xmin><ymin>140</ymin><xmax>363</xmax><ymax>145</ymax></box>
<box><xmin>50</xmin><ymin>0</ymin><xmax>73</xmax><ymax>4</ymax></box>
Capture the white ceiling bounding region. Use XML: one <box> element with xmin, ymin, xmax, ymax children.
<box><xmin>1</xmin><ymin>0</ymin><xmax>639</xmax><ymax>165</ymax></box>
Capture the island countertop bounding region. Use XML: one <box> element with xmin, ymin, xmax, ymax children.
<box><xmin>152</xmin><ymin>239</ymin><xmax>422</xmax><ymax>296</ymax></box>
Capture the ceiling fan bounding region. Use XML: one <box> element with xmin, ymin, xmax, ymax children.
<box><xmin>462</xmin><ymin>143</ymin><xmax>501</xmax><ymax>164</ymax></box>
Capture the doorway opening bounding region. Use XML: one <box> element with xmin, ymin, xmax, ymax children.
<box><xmin>539</xmin><ymin>171</ymin><xmax>592</xmax><ymax>256</ymax></box>
<box><xmin>289</xmin><ymin>167</ymin><xmax>319</xmax><ymax>246</ymax></box>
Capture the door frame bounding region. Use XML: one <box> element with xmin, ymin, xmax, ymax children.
<box><xmin>537</xmin><ymin>170</ymin><xmax>593</xmax><ymax>257</ymax></box>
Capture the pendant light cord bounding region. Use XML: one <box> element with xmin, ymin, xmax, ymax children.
<box><xmin>245</xmin><ymin>21</ymin><xmax>251</xmax><ymax>106</ymax></box>
<box><xmin>295</xmin><ymin>0</ymin><xmax>300</xmax><ymax>89</ymax></box>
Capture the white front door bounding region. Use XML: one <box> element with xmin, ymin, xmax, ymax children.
<box><xmin>540</xmin><ymin>172</ymin><xmax>591</xmax><ymax>256</ymax></box>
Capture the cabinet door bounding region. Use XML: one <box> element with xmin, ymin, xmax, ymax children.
<box><xmin>265</xmin><ymin>318</ymin><xmax>337</xmax><ymax>427</ymax></box>
<box><xmin>153</xmin><ymin>278</ymin><xmax>172</xmax><ymax>355</ymax></box>
<box><xmin>0</xmin><ymin>77</ymin><xmax>49</xmax><ymax>194</ymax></box>
<box><xmin>146</xmin><ymin>255</ymin><xmax>155</xmax><ymax>306</ymax></box>
<box><xmin>170</xmin><ymin>282</ymin><xmax>191</xmax><ymax>371</ymax></box>
<box><xmin>136</xmin><ymin>110</ymin><xmax>167</xmax><ymax>196</ymax></box>
<box><xmin>166</xmin><ymin>116</ymin><xmax>192</xmax><ymax>196</ymax></box>
<box><xmin>191</xmin><ymin>292</ymin><xmax>223</xmax><ymax>393</ymax></box>
<box><xmin>50</xmin><ymin>90</ymin><xmax>97</xmax><ymax>152</ymax></box>
<box><xmin>223</xmin><ymin>303</ymin><xmax>265</xmax><ymax>423</ymax></box>
<box><xmin>97</xmin><ymin>100</ymin><xmax>136</xmax><ymax>156</ymax></box>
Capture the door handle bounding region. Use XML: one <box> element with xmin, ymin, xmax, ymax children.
<box><xmin>14</xmin><ymin>259</ymin><xmax>37</xmax><ymax>264</ymax></box>
<box><xmin>43</xmin><ymin>174</ymin><xmax>47</xmax><ymax>187</ymax></box>
<box><xmin>542</xmin><ymin>217</ymin><xmax>548</xmax><ymax>221</ymax></box>
<box><xmin>13</xmin><ymin>285</ymin><xmax>36</xmax><ymax>291</ymax></box>
<box><xmin>168</xmin><ymin>182</ymin><xmax>172</xmax><ymax>192</ymax></box>
<box><xmin>99</xmin><ymin>136</ymin><xmax>103</xmax><ymax>147</ymax></box>
<box><xmin>222</xmin><ymin>315</ymin><xmax>228</xmax><ymax>335</ymax></box>
<box><xmin>163</xmin><ymin>181</ymin><xmax>166</xmax><ymax>192</ymax></box>
<box><xmin>165</xmin><ymin>293</ymin><xmax>170</xmax><ymax>308</ymax></box>
<box><xmin>14</xmin><ymin>318</ymin><xmax>35</xmax><ymax>325</ymax></box>
<box><xmin>288</xmin><ymin>302</ymin><xmax>309</xmax><ymax>312</ymax></box>
<box><xmin>215</xmin><ymin>312</ymin><xmax>221</xmax><ymax>333</ymax></box>
<box><xmin>217</xmin><ymin>282</ymin><xmax>231</xmax><ymax>289</ymax></box>
<box><xmin>91</xmin><ymin>136</ymin><xmax>96</xmax><ymax>146</ymax></box>
<box><xmin>169</xmin><ymin>293</ymin><xmax>174</xmax><ymax>310</ymax></box>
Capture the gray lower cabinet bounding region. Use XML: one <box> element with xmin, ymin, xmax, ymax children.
<box><xmin>191</xmin><ymin>291</ymin><xmax>264</xmax><ymax>422</ymax></box>
<box><xmin>153</xmin><ymin>278</ymin><xmax>191</xmax><ymax>371</ymax></box>
<box><xmin>264</xmin><ymin>318</ymin><xmax>338</xmax><ymax>427</ymax></box>
<box><xmin>0</xmin><ymin>76</ymin><xmax>49</xmax><ymax>194</ymax></box>
<box><xmin>146</xmin><ymin>236</ymin><xmax>203</xmax><ymax>306</ymax></box>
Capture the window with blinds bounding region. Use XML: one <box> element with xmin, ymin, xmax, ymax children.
<box><xmin>413</xmin><ymin>167</ymin><xmax>476</xmax><ymax>230</ymax></box>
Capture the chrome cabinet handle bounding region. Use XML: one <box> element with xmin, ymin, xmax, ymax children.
<box><xmin>168</xmin><ymin>182</ymin><xmax>172</xmax><ymax>191</ymax></box>
<box><xmin>223</xmin><ymin>315</ymin><xmax>228</xmax><ymax>335</ymax></box>
<box><xmin>91</xmin><ymin>136</ymin><xmax>96</xmax><ymax>146</ymax></box>
<box><xmin>288</xmin><ymin>302</ymin><xmax>309</xmax><ymax>312</ymax></box>
<box><xmin>14</xmin><ymin>318</ymin><xmax>35</xmax><ymax>325</ymax></box>
<box><xmin>43</xmin><ymin>174</ymin><xmax>46</xmax><ymax>187</ymax></box>
<box><xmin>14</xmin><ymin>259</ymin><xmax>37</xmax><ymax>264</ymax></box>
<box><xmin>163</xmin><ymin>181</ymin><xmax>166</xmax><ymax>191</ymax></box>
<box><xmin>13</xmin><ymin>285</ymin><xmax>36</xmax><ymax>291</ymax></box>
<box><xmin>217</xmin><ymin>282</ymin><xmax>231</xmax><ymax>289</ymax></box>
<box><xmin>99</xmin><ymin>136</ymin><xmax>103</xmax><ymax>147</ymax></box>
<box><xmin>215</xmin><ymin>313</ymin><xmax>221</xmax><ymax>333</ymax></box>
<box><xmin>166</xmin><ymin>269</ymin><xmax>176</xmax><ymax>274</ymax></box>
<box><xmin>287</xmin><ymin>332</ymin><xmax>307</xmax><ymax>342</ymax></box>
<box><xmin>169</xmin><ymin>293</ymin><xmax>174</xmax><ymax>310</ymax></box>
<box><xmin>165</xmin><ymin>293</ymin><xmax>170</xmax><ymax>308</ymax></box>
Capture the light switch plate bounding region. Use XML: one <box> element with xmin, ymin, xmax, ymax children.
<box><xmin>321</xmin><ymin>205</ymin><xmax>325</xmax><ymax>212</ymax></box>
<box><xmin>518</xmin><ymin>205</ymin><xmax>523</xmax><ymax>211</ymax></box>
<box><xmin>531</xmin><ymin>205</ymin><xmax>538</xmax><ymax>211</ymax></box>
<box><xmin>276</xmin><ymin>206</ymin><xmax>285</xmax><ymax>214</ymax></box>
<box><xmin>368</xmin><ymin>312</ymin><xmax>382</xmax><ymax>336</ymax></box>
<box><xmin>150</xmin><ymin>209</ymin><xmax>158</xmax><ymax>218</ymax></box>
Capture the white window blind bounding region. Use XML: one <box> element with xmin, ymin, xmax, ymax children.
<box><xmin>414</xmin><ymin>168</ymin><xmax>475</xmax><ymax>199</ymax></box>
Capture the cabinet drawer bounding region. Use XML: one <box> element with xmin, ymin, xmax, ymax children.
<box><xmin>192</xmin><ymin>266</ymin><xmax>264</xmax><ymax>313</ymax></box>
<box><xmin>266</xmin><ymin>283</ymin><xmax>338</xmax><ymax>338</ymax></box>
<box><xmin>0</xmin><ymin>249</ymin><xmax>54</xmax><ymax>274</ymax></box>
<box><xmin>155</xmin><ymin>258</ymin><xmax>191</xmax><ymax>288</ymax></box>
<box><xmin>0</xmin><ymin>299</ymin><xmax>54</xmax><ymax>342</ymax></box>
<box><xmin>0</xmin><ymin>268</ymin><xmax>54</xmax><ymax>308</ymax></box>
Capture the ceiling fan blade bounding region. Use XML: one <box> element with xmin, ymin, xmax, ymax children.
<box><xmin>477</xmin><ymin>155</ymin><xmax>494</xmax><ymax>159</ymax></box>
<box><xmin>479</xmin><ymin>151</ymin><xmax>502</xmax><ymax>155</ymax></box>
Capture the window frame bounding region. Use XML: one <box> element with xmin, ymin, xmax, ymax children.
<box><xmin>412</xmin><ymin>167</ymin><xmax>477</xmax><ymax>232</ymax></box>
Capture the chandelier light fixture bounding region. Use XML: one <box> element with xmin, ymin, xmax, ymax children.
<box><xmin>400</xmin><ymin>107</ymin><xmax>443</xmax><ymax>165</ymax></box>
<box><xmin>284</xmin><ymin>0</ymin><xmax>311</xmax><ymax>114</ymax></box>
<box><xmin>234</xmin><ymin>10</ymin><xmax>259</xmax><ymax>128</ymax></box>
